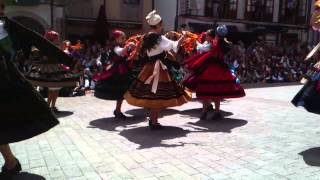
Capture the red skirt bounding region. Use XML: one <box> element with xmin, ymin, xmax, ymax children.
<box><xmin>183</xmin><ymin>55</ymin><xmax>245</xmax><ymax>100</ymax></box>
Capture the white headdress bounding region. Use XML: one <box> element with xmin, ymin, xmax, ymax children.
<box><xmin>146</xmin><ymin>10</ymin><xmax>162</xmax><ymax>26</ymax></box>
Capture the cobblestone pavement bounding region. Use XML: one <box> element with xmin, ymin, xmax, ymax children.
<box><xmin>2</xmin><ymin>85</ymin><xmax>320</xmax><ymax>180</ymax></box>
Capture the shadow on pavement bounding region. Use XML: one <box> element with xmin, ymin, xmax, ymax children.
<box><xmin>299</xmin><ymin>147</ymin><xmax>320</xmax><ymax>166</ymax></box>
<box><xmin>125</xmin><ymin>108</ymin><xmax>180</xmax><ymax>118</ymax></box>
<box><xmin>89</xmin><ymin>116</ymin><xmax>144</xmax><ymax>132</ymax></box>
<box><xmin>185</xmin><ymin>117</ymin><xmax>248</xmax><ymax>133</ymax></box>
<box><xmin>179</xmin><ymin>108</ymin><xmax>233</xmax><ymax>119</ymax></box>
<box><xmin>118</xmin><ymin>117</ymin><xmax>247</xmax><ymax>149</ymax></box>
<box><xmin>119</xmin><ymin>126</ymin><xmax>194</xmax><ymax>149</ymax></box>
<box><xmin>88</xmin><ymin>108</ymin><xmax>180</xmax><ymax>132</ymax></box>
<box><xmin>55</xmin><ymin>111</ymin><xmax>74</xmax><ymax>118</ymax></box>
<box><xmin>89</xmin><ymin>108</ymin><xmax>247</xmax><ymax>149</ymax></box>
<box><xmin>3</xmin><ymin>172</ymin><xmax>46</xmax><ymax>180</ymax></box>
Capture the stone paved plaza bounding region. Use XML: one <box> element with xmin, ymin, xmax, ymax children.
<box><xmin>2</xmin><ymin>84</ymin><xmax>320</xmax><ymax>180</ymax></box>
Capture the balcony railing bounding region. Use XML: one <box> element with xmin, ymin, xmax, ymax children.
<box><xmin>183</xmin><ymin>8</ymin><xmax>238</xmax><ymax>20</ymax></box>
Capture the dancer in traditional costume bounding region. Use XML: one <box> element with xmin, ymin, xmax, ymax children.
<box><xmin>291</xmin><ymin>0</ymin><xmax>320</xmax><ymax>114</ymax></box>
<box><xmin>25</xmin><ymin>30</ymin><xmax>79</xmax><ymax>113</ymax></box>
<box><xmin>183</xmin><ymin>26</ymin><xmax>245</xmax><ymax>120</ymax></box>
<box><xmin>94</xmin><ymin>30</ymin><xmax>135</xmax><ymax>119</ymax></box>
<box><xmin>0</xmin><ymin>5</ymin><xmax>62</xmax><ymax>177</ymax></box>
<box><xmin>124</xmin><ymin>10</ymin><xmax>191</xmax><ymax>130</ymax></box>
<box><xmin>292</xmin><ymin>62</ymin><xmax>320</xmax><ymax>114</ymax></box>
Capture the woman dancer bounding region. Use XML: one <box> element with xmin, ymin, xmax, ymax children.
<box><xmin>94</xmin><ymin>30</ymin><xmax>135</xmax><ymax>119</ymax></box>
<box><xmin>183</xmin><ymin>25</ymin><xmax>245</xmax><ymax>120</ymax></box>
<box><xmin>0</xmin><ymin>7</ymin><xmax>60</xmax><ymax>177</ymax></box>
<box><xmin>292</xmin><ymin>61</ymin><xmax>320</xmax><ymax>114</ymax></box>
<box><xmin>291</xmin><ymin>0</ymin><xmax>320</xmax><ymax>114</ymax></box>
<box><xmin>124</xmin><ymin>10</ymin><xmax>191</xmax><ymax>130</ymax></box>
<box><xmin>25</xmin><ymin>31</ymin><xmax>79</xmax><ymax>113</ymax></box>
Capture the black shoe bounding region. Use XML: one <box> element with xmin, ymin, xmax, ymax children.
<box><xmin>207</xmin><ymin>104</ymin><xmax>214</xmax><ymax>111</ymax></box>
<box><xmin>212</xmin><ymin>112</ymin><xmax>223</xmax><ymax>120</ymax></box>
<box><xmin>148</xmin><ymin>120</ymin><xmax>165</xmax><ymax>130</ymax></box>
<box><xmin>200</xmin><ymin>111</ymin><xmax>208</xmax><ymax>120</ymax></box>
<box><xmin>51</xmin><ymin>107</ymin><xmax>60</xmax><ymax>113</ymax></box>
<box><xmin>114</xmin><ymin>111</ymin><xmax>128</xmax><ymax>119</ymax></box>
<box><xmin>1</xmin><ymin>158</ymin><xmax>22</xmax><ymax>177</ymax></box>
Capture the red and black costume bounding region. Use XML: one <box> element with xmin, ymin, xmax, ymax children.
<box><xmin>183</xmin><ymin>38</ymin><xmax>245</xmax><ymax>100</ymax></box>
<box><xmin>94</xmin><ymin>45</ymin><xmax>133</xmax><ymax>100</ymax></box>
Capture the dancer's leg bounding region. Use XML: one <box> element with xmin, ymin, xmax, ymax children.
<box><xmin>0</xmin><ymin>144</ymin><xmax>16</xmax><ymax>170</ymax></box>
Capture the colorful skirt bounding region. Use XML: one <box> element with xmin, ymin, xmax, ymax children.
<box><xmin>184</xmin><ymin>57</ymin><xmax>245</xmax><ymax>100</ymax></box>
<box><xmin>124</xmin><ymin>61</ymin><xmax>191</xmax><ymax>109</ymax></box>
<box><xmin>292</xmin><ymin>68</ymin><xmax>320</xmax><ymax>114</ymax></box>
<box><xmin>25</xmin><ymin>63</ymin><xmax>78</xmax><ymax>88</ymax></box>
<box><xmin>0</xmin><ymin>57</ymin><xmax>59</xmax><ymax>144</ymax></box>
<box><xmin>94</xmin><ymin>63</ymin><xmax>133</xmax><ymax>100</ymax></box>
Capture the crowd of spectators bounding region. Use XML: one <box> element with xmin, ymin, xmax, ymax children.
<box><xmin>15</xmin><ymin>39</ymin><xmax>316</xmax><ymax>94</ymax></box>
<box><xmin>225</xmin><ymin>40</ymin><xmax>314</xmax><ymax>83</ymax></box>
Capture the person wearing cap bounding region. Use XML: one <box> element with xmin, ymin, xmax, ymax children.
<box><xmin>183</xmin><ymin>25</ymin><xmax>245</xmax><ymax>120</ymax></box>
<box><xmin>124</xmin><ymin>10</ymin><xmax>191</xmax><ymax>130</ymax></box>
<box><xmin>0</xmin><ymin>3</ymin><xmax>59</xmax><ymax>177</ymax></box>
<box><xmin>25</xmin><ymin>30</ymin><xmax>79</xmax><ymax>113</ymax></box>
<box><xmin>291</xmin><ymin>1</ymin><xmax>320</xmax><ymax>114</ymax></box>
<box><xmin>94</xmin><ymin>30</ymin><xmax>136</xmax><ymax>119</ymax></box>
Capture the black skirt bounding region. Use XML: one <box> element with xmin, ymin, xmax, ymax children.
<box><xmin>25</xmin><ymin>63</ymin><xmax>79</xmax><ymax>88</ymax></box>
<box><xmin>94</xmin><ymin>72</ymin><xmax>133</xmax><ymax>100</ymax></box>
<box><xmin>0</xmin><ymin>57</ymin><xmax>59</xmax><ymax>144</ymax></box>
<box><xmin>292</xmin><ymin>81</ymin><xmax>320</xmax><ymax>114</ymax></box>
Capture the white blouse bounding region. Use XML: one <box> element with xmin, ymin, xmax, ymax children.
<box><xmin>114</xmin><ymin>46</ymin><xmax>126</xmax><ymax>57</ymax></box>
<box><xmin>0</xmin><ymin>20</ymin><xmax>8</xmax><ymax>40</ymax></box>
<box><xmin>196</xmin><ymin>41</ymin><xmax>211</xmax><ymax>53</ymax></box>
<box><xmin>146</xmin><ymin>35</ymin><xmax>179</xmax><ymax>57</ymax></box>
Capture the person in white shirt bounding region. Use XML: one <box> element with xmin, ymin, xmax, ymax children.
<box><xmin>124</xmin><ymin>10</ymin><xmax>191</xmax><ymax>130</ymax></box>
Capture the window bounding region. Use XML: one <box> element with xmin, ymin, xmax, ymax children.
<box><xmin>187</xmin><ymin>0</ymin><xmax>202</xmax><ymax>16</ymax></box>
<box><xmin>204</xmin><ymin>0</ymin><xmax>238</xmax><ymax>19</ymax></box>
<box><xmin>228</xmin><ymin>0</ymin><xmax>238</xmax><ymax>19</ymax></box>
<box><xmin>246</xmin><ymin>0</ymin><xmax>274</xmax><ymax>22</ymax></box>
<box><xmin>280</xmin><ymin>0</ymin><xmax>307</xmax><ymax>24</ymax></box>
<box><xmin>204</xmin><ymin>0</ymin><xmax>220</xmax><ymax>17</ymax></box>
<box><xmin>265</xmin><ymin>0</ymin><xmax>273</xmax><ymax>14</ymax></box>
<box><xmin>298</xmin><ymin>0</ymin><xmax>307</xmax><ymax>19</ymax></box>
<box><xmin>121</xmin><ymin>0</ymin><xmax>142</xmax><ymax>21</ymax></box>
<box><xmin>230</xmin><ymin>0</ymin><xmax>238</xmax><ymax>11</ymax></box>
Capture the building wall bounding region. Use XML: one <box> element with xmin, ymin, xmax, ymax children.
<box><xmin>5</xmin><ymin>4</ymin><xmax>63</xmax><ymax>34</ymax></box>
<box><xmin>178</xmin><ymin>0</ymin><xmax>315</xmax><ymax>44</ymax></box>
<box><xmin>142</xmin><ymin>0</ymin><xmax>152</xmax><ymax>32</ymax></box>
<box><xmin>120</xmin><ymin>1</ymin><xmax>143</xmax><ymax>21</ymax></box>
<box><xmin>64</xmin><ymin>0</ymin><xmax>147</xmax><ymax>22</ymax></box>
<box><xmin>273</xmin><ymin>0</ymin><xmax>280</xmax><ymax>22</ymax></box>
<box><xmin>154</xmin><ymin>0</ymin><xmax>177</xmax><ymax>31</ymax></box>
<box><xmin>65</xmin><ymin>0</ymin><xmax>152</xmax><ymax>34</ymax></box>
